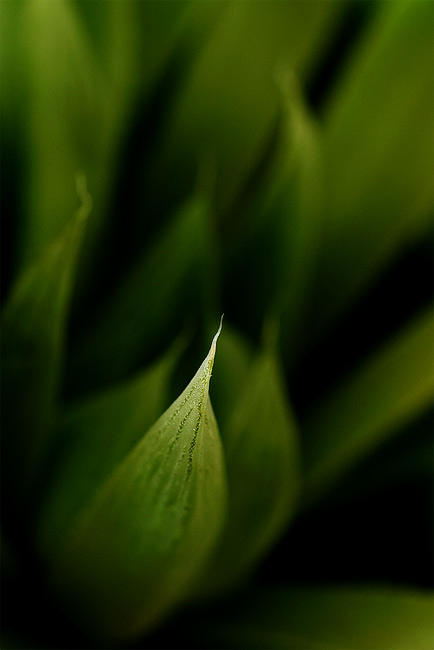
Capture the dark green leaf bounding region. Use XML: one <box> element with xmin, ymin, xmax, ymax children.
<box><xmin>1</xmin><ymin>180</ymin><xmax>90</xmax><ymax>501</ymax></box>
<box><xmin>209</xmin><ymin>323</ymin><xmax>253</xmax><ymax>431</ymax></box>
<box><xmin>314</xmin><ymin>0</ymin><xmax>434</xmax><ymax>333</ymax></box>
<box><xmin>266</xmin><ymin>73</ymin><xmax>323</xmax><ymax>363</ymax></box>
<box><xmin>69</xmin><ymin>193</ymin><xmax>213</xmax><ymax>394</ymax></box>
<box><xmin>325</xmin><ymin>407</ymin><xmax>434</xmax><ymax>507</ymax></box>
<box><xmin>200</xmin><ymin>341</ymin><xmax>300</xmax><ymax>597</ymax></box>
<box><xmin>148</xmin><ymin>1</ymin><xmax>342</xmax><ymax>218</ymax></box>
<box><xmin>302</xmin><ymin>308</ymin><xmax>434</xmax><ymax>507</ymax></box>
<box><xmin>221</xmin><ymin>73</ymin><xmax>323</xmax><ymax>347</ymax></box>
<box><xmin>196</xmin><ymin>584</ymin><xmax>434</xmax><ymax>649</ymax></box>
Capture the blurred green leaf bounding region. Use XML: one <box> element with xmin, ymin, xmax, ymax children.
<box><xmin>196</xmin><ymin>584</ymin><xmax>434</xmax><ymax>649</ymax></box>
<box><xmin>7</xmin><ymin>0</ymin><xmax>229</xmax><ymax>307</ymax></box>
<box><xmin>200</xmin><ymin>341</ymin><xmax>300</xmax><ymax>597</ymax></box>
<box><xmin>325</xmin><ymin>407</ymin><xmax>433</xmax><ymax>507</ymax></box>
<box><xmin>265</xmin><ymin>73</ymin><xmax>323</xmax><ymax>363</ymax></box>
<box><xmin>314</xmin><ymin>0</ymin><xmax>434</xmax><ymax>333</ymax></box>
<box><xmin>1</xmin><ymin>180</ymin><xmax>90</xmax><ymax>502</ymax></box>
<box><xmin>72</xmin><ymin>0</ymin><xmax>227</xmax><ymax>300</ymax></box>
<box><xmin>43</xmin><ymin>325</ymin><xmax>227</xmax><ymax>642</ymax></box>
<box><xmin>69</xmin><ymin>193</ymin><xmax>214</xmax><ymax>395</ymax></box>
<box><xmin>1</xmin><ymin>2</ymin><xmax>433</xmax><ymax>647</ymax></box>
<box><xmin>72</xmin><ymin>0</ymin><xmax>189</xmax><ymax>90</ymax></box>
<box><xmin>0</xmin><ymin>1</ymin><xmax>27</xmax><ymax>139</ymax></box>
<box><xmin>37</xmin><ymin>338</ymin><xmax>183</xmax><ymax>555</ymax></box>
<box><xmin>223</xmin><ymin>73</ymin><xmax>323</xmax><ymax>347</ymax></box>
<box><xmin>147</xmin><ymin>1</ymin><xmax>342</xmax><ymax>218</ymax></box>
<box><xmin>17</xmin><ymin>0</ymin><xmax>104</xmax><ymax>269</ymax></box>
<box><xmin>302</xmin><ymin>308</ymin><xmax>434</xmax><ymax>506</ymax></box>
<box><xmin>209</xmin><ymin>323</ymin><xmax>253</xmax><ymax>431</ymax></box>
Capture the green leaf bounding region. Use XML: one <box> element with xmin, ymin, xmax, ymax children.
<box><xmin>147</xmin><ymin>0</ymin><xmax>342</xmax><ymax>218</ymax></box>
<box><xmin>221</xmin><ymin>73</ymin><xmax>323</xmax><ymax>348</ymax></box>
<box><xmin>265</xmin><ymin>72</ymin><xmax>323</xmax><ymax>364</ymax></box>
<box><xmin>71</xmin><ymin>0</ymin><xmax>223</xmax><ymax>300</ymax></box>
<box><xmin>196</xmin><ymin>585</ymin><xmax>434</xmax><ymax>650</ymax></box>
<box><xmin>314</xmin><ymin>0</ymin><xmax>434</xmax><ymax>333</ymax></box>
<box><xmin>200</xmin><ymin>340</ymin><xmax>300</xmax><ymax>597</ymax></box>
<box><xmin>1</xmin><ymin>179</ymin><xmax>90</xmax><ymax>502</ymax></box>
<box><xmin>18</xmin><ymin>0</ymin><xmax>104</xmax><ymax>269</ymax></box>
<box><xmin>325</xmin><ymin>407</ymin><xmax>434</xmax><ymax>506</ymax></box>
<box><xmin>37</xmin><ymin>338</ymin><xmax>184</xmax><ymax>556</ymax></box>
<box><xmin>209</xmin><ymin>323</ymin><xmax>253</xmax><ymax>431</ymax></box>
<box><xmin>302</xmin><ymin>308</ymin><xmax>434</xmax><ymax>507</ymax></box>
<box><xmin>68</xmin><ymin>193</ymin><xmax>213</xmax><ymax>395</ymax></box>
<box><xmin>43</xmin><ymin>323</ymin><xmax>227</xmax><ymax>643</ymax></box>
<box><xmin>73</xmin><ymin>0</ymin><xmax>190</xmax><ymax>90</ymax></box>
<box><xmin>0</xmin><ymin>1</ymin><xmax>26</xmax><ymax>140</ymax></box>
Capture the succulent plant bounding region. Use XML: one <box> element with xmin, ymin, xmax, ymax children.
<box><xmin>1</xmin><ymin>1</ymin><xmax>433</xmax><ymax>648</ymax></box>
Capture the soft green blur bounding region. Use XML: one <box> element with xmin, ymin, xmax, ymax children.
<box><xmin>1</xmin><ymin>1</ymin><xmax>433</xmax><ymax>648</ymax></box>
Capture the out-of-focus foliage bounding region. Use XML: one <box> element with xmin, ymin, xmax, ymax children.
<box><xmin>1</xmin><ymin>1</ymin><xmax>433</xmax><ymax>648</ymax></box>
<box><xmin>196</xmin><ymin>585</ymin><xmax>434</xmax><ymax>650</ymax></box>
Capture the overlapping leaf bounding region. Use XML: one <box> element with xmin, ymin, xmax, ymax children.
<box><xmin>199</xmin><ymin>339</ymin><xmax>300</xmax><ymax>597</ymax></box>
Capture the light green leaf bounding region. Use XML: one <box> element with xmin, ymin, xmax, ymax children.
<box><xmin>68</xmin><ymin>193</ymin><xmax>213</xmax><ymax>395</ymax></box>
<box><xmin>37</xmin><ymin>338</ymin><xmax>184</xmax><ymax>555</ymax></box>
<box><xmin>200</xmin><ymin>341</ymin><xmax>300</xmax><ymax>597</ymax></box>
<box><xmin>43</xmin><ymin>324</ymin><xmax>227</xmax><ymax>643</ymax></box>
<box><xmin>302</xmin><ymin>308</ymin><xmax>434</xmax><ymax>507</ymax></box>
<box><xmin>1</xmin><ymin>179</ymin><xmax>90</xmax><ymax>501</ymax></box>
<box><xmin>196</xmin><ymin>585</ymin><xmax>434</xmax><ymax>650</ymax></box>
<box><xmin>314</xmin><ymin>0</ymin><xmax>434</xmax><ymax>333</ymax></box>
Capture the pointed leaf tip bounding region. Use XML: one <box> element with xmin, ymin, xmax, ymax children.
<box><xmin>44</xmin><ymin>324</ymin><xmax>228</xmax><ymax>642</ymax></box>
<box><xmin>210</xmin><ymin>314</ymin><xmax>224</xmax><ymax>357</ymax></box>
